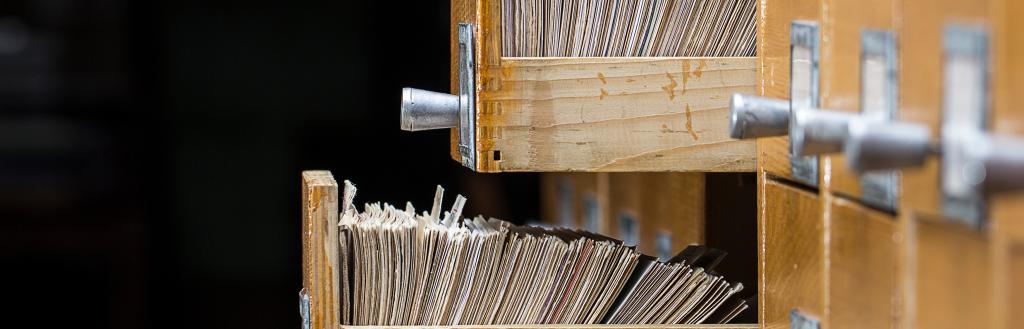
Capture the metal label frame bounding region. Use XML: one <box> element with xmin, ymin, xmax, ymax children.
<box><xmin>859</xmin><ymin>30</ymin><xmax>899</xmax><ymax>212</ymax></box>
<box><xmin>457</xmin><ymin>23</ymin><xmax>477</xmax><ymax>169</ymax></box>
<box><xmin>618</xmin><ymin>212</ymin><xmax>639</xmax><ymax>247</ymax></box>
<box><xmin>655</xmin><ymin>230</ymin><xmax>673</xmax><ymax>261</ymax></box>
<box><xmin>790</xmin><ymin>309</ymin><xmax>821</xmax><ymax>329</ymax></box>
<box><xmin>941</xmin><ymin>24</ymin><xmax>990</xmax><ymax>228</ymax></box>
<box><xmin>558</xmin><ymin>178</ymin><xmax>575</xmax><ymax>227</ymax></box>
<box><xmin>299</xmin><ymin>289</ymin><xmax>311</xmax><ymax>329</ymax></box>
<box><xmin>582</xmin><ymin>194</ymin><xmax>601</xmax><ymax>233</ymax></box>
<box><xmin>790</xmin><ymin>21</ymin><xmax>820</xmax><ymax>187</ymax></box>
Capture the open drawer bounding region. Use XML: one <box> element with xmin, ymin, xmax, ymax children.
<box><xmin>400</xmin><ymin>0</ymin><xmax>757</xmax><ymax>173</ymax></box>
<box><xmin>300</xmin><ymin>171</ymin><xmax>758</xmax><ymax>329</ymax></box>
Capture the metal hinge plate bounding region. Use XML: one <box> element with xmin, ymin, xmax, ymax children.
<box><xmin>941</xmin><ymin>24</ymin><xmax>990</xmax><ymax>228</ymax></box>
<box><xmin>457</xmin><ymin>23</ymin><xmax>477</xmax><ymax>169</ymax></box>
<box><xmin>859</xmin><ymin>29</ymin><xmax>899</xmax><ymax>212</ymax></box>
<box><xmin>790</xmin><ymin>21</ymin><xmax>820</xmax><ymax>187</ymax></box>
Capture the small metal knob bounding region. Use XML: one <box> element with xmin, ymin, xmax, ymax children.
<box><xmin>844</xmin><ymin>120</ymin><xmax>933</xmax><ymax>172</ymax></box>
<box><xmin>729</xmin><ymin>93</ymin><xmax>790</xmax><ymax>139</ymax></box>
<box><xmin>790</xmin><ymin>109</ymin><xmax>858</xmax><ymax>156</ymax></box>
<box><xmin>400</xmin><ymin>87</ymin><xmax>459</xmax><ymax>131</ymax></box>
<box><xmin>962</xmin><ymin>134</ymin><xmax>1024</xmax><ymax>194</ymax></box>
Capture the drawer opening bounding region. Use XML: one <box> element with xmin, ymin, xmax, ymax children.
<box><xmin>546</xmin><ymin>172</ymin><xmax>760</xmax><ymax>325</ymax></box>
<box><xmin>302</xmin><ymin>171</ymin><xmax>760</xmax><ymax>328</ymax></box>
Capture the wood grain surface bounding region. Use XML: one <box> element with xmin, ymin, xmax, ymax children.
<box><xmin>827</xmin><ymin>197</ymin><xmax>903</xmax><ymax>328</ymax></box>
<box><xmin>759</xmin><ymin>179</ymin><xmax>823</xmax><ymax>329</ymax></box>
<box><xmin>302</xmin><ymin>171</ymin><xmax>340</xmax><ymax>329</ymax></box>
<box><xmin>476</xmin><ymin>57</ymin><xmax>757</xmax><ymax>172</ymax></box>
<box><xmin>911</xmin><ymin>216</ymin><xmax>992</xmax><ymax>329</ymax></box>
<box><xmin>989</xmin><ymin>0</ymin><xmax>1024</xmax><ymax>326</ymax></box>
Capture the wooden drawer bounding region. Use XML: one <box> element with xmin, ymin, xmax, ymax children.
<box><xmin>302</xmin><ymin>171</ymin><xmax>758</xmax><ymax>329</ymax></box>
<box><xmin>990</xmin><ymin>1</ymin><xmax>1024</xmax><ymax>325</ymax></box>
<box><xmin>539</xmin><ymin>173</ymin><xmax>608</xmax><ymax>232</ymax></box>
<box><xmin>760</xmin><ymin>179</ymin><xmax>823</xmax><ymax>328</ymax></box>
<box><xmin>436</xmin><ymin>0</ymin><xmax>756</xmax><ymax>172</ymax></box>
<box><xmin>910</xmin><ymin>217</ymin><xmax>993</xmax><ymax>328</ymax></box>
<box><xmin>827</xmin><ymin>198</ymin><xmax>904</xmax><ymax>328</ymax></box>
<box><xmin>898</xmin><ymin>0</ymin><xmax>992</xmax><ymax>219</ymax></box>
<box><xmin>819</xmin><ymin>0</ymin><xmax>898</xmax><ymax>207</ymax></box>
<box><xmin>756</xmin><ymin>0</ymin><xmax>822</xmax><ymax>186</ymax></box>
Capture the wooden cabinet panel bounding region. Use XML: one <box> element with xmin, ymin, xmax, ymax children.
<box><xmin>1008</xmin><ymin>244</ymin><xmax>1024</xmax><ymax>327</ymax></box>
<box><xmin>757</xmin><ymin>0</ymin><xmax>821</xmax><ymax>183</ymax></box>
<box><xmin>608</xmin><ymin>173</ymin><xmax>705</xmax><ymax>258</ymax></box>
<box><xmin>819</xmin><ymin>0</ymin><xmax>897</xmax><ymax>201</ymax></box>
<box><xmin>913</xmin><ymin>217</ymin><xmax>992</xmax><ymax>329</ymax></box>
<box><xmin>539</xmin><ymin>173</ymin><xmax>608</xmax><ymax>232</ymax></box>
<box><xmin>828</xmin><ymin>198</ymin><xmax>903</xmax><ymax>329</ymax></box>
<box><xmin>760</xmin><ymin>179</ymin><xmax>823</xmax><ymax>328</ymax></box>
<box><xmin>898</xmin><ymin>0</ymin><xmax>991</xmax><ymax>218</ymax></box>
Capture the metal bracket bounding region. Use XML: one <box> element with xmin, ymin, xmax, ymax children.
<box><xmin>558</xmin><ymin>177</ymin><xmax>575</xmax><ymax>227</ymax></box>
<box><xmin>790</xmin><ymin>309</ymin><xmax>821</xmax><ymax>329</ymax></box>
<box><xmin>859</xmin><ymin>30</ymin><xmax>899</xmax><ymax>211</ymax></box>
<box><xmin>940</xmin><ymin>25</ymin><xmax>990</xmax><ymax>228</ymax></box>
<box><xmin>789</xmin><ymin>21</ymin><xmax>820</xmax><ymax>187</ymax></box>
<box><xmin>656</xmin><ymin>230</ymin><xmax>673</xmax><ymax>261</ymax></box>
<box><xmin>582</xmin><ymin>194</ymin><xmax>601</xmax><ymax>233</ymax></box>
<box><xmin>400</xmin><ymin>23</ymin><xmax>477</xmax><ymax>170</ymax></box>
<box><xmin>457</xmin><ymin>23</ymin><xmax>477</xmax><ymax>169</ymax></box>
<box><xmin>618</xmin><ymin>212</ymin><xmax>639</xmax><ymax>247</ymax></box>
<box><xmin>299</xmin><ymin>289</ymin><xmax>311</xmax><ymax>329</ymax></box>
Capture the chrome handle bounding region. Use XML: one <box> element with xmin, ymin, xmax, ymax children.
<box><xmin>399</xmin><ymin>23</ymin><xmax>478</xmax><ymax>169</ymax></box>
<box><xmin>957</xmin><ymin>134</ymin><xmax>1024</xmax><ymax>194</ymax></box>
<box><xmin>844</xmin><ymin>120</ymin><xmax>933</xmax><ymax>172</ymax></box>
<box><xmin>790</xmin><ymin>110</ymin><xmax>858</xmax><ymax>156</ymax></box>
<box><xmin>729</xmin><ymin>94</ymin><xmax>790</xmax><ymax>139</ymax></box>
<box><xmin>400</xmin><ymin>88</ymin><xmax>459</xmax><ymax>131</ymax></box>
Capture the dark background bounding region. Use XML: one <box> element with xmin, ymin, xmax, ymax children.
<box><xmin>1</xmin><ymin>1</ymin><xmax>537</xmax><ymax>328</ymax></box>
<box><xmin>0</xmin><ymin>1</ymin><xmax>759</xmax><ymax>327</ymax></box>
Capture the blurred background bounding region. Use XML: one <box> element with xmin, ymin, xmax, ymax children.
<box><xmin>0</xmin><ymin>0</ymin><xmax>538</xmax><ymax>327</ymax></box>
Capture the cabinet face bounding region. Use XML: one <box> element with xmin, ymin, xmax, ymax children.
<box><xmin>913</xmin><ymin>217</ymin><xmax>992</xmax><ymax>329</ymax></box>
<box><xmin>1009</xmin><ymin>245</ymin><xmax>1024</xmax><ymax>326</ymax></box>
<box><xmin>540</xmin><ymin>173</ymin><xmax>607</xmax><ymax>231</ymax></box>
<box><xmin>820</xmin><ymin>0</ymin><xmax>897</xmax><ymax>206</ymax></box>
<box><xmin>760</xmin><ymin>179</ymin><xmax>823</xmax><ymax>328</ymax></box>
<box><xmin>828</xmin><ymin>198</ymin><xmax>903</xmax><ymax>329</ymax></box>
<box><xmin>608</xmin><ymin>173</ymin><xmax>705</xmax><ymax>257</ymax></box>
<box><xmin>899</xmin><ymin>0</ymin><xmax>991</xmax><ymax>218</ymax></box>
<box><xmin>757</xmin><ymin>0</ymin><xmax>822</xmax><ymax>184</ymax></box>
<box><xmin>990</xmin><ymin>1</ymin><xmax>1024</xmax><ymax>326</ymax></box>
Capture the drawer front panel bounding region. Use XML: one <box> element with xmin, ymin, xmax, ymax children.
<box><xmin>828</xmin><ymin>198</ymin><xmax>903</xmax><ymax>328</ymax></box>
<box><xmin>761</xmin><ymin>179</ymin><xmax>823</xmax><ymax>328</ymax></box>
<box><xmin>899</xmin><ymin>0</ymin><xmax>991</xmax><ymax>219</ymax></box>
<box><xmin>913</xmin><ymin>217</ymin><xmax>992</xmax><ymax>329</ymax></box>
<box><xmin>757</xmin><ymin>0</ymin><xmax>822</xmax><ymax>184</ymax></box>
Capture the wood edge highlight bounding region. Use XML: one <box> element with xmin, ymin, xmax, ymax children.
<box><xmin>302</xmin><ymin>170</ymin><xmax>340</xmax><ymax>329</ymax></box>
